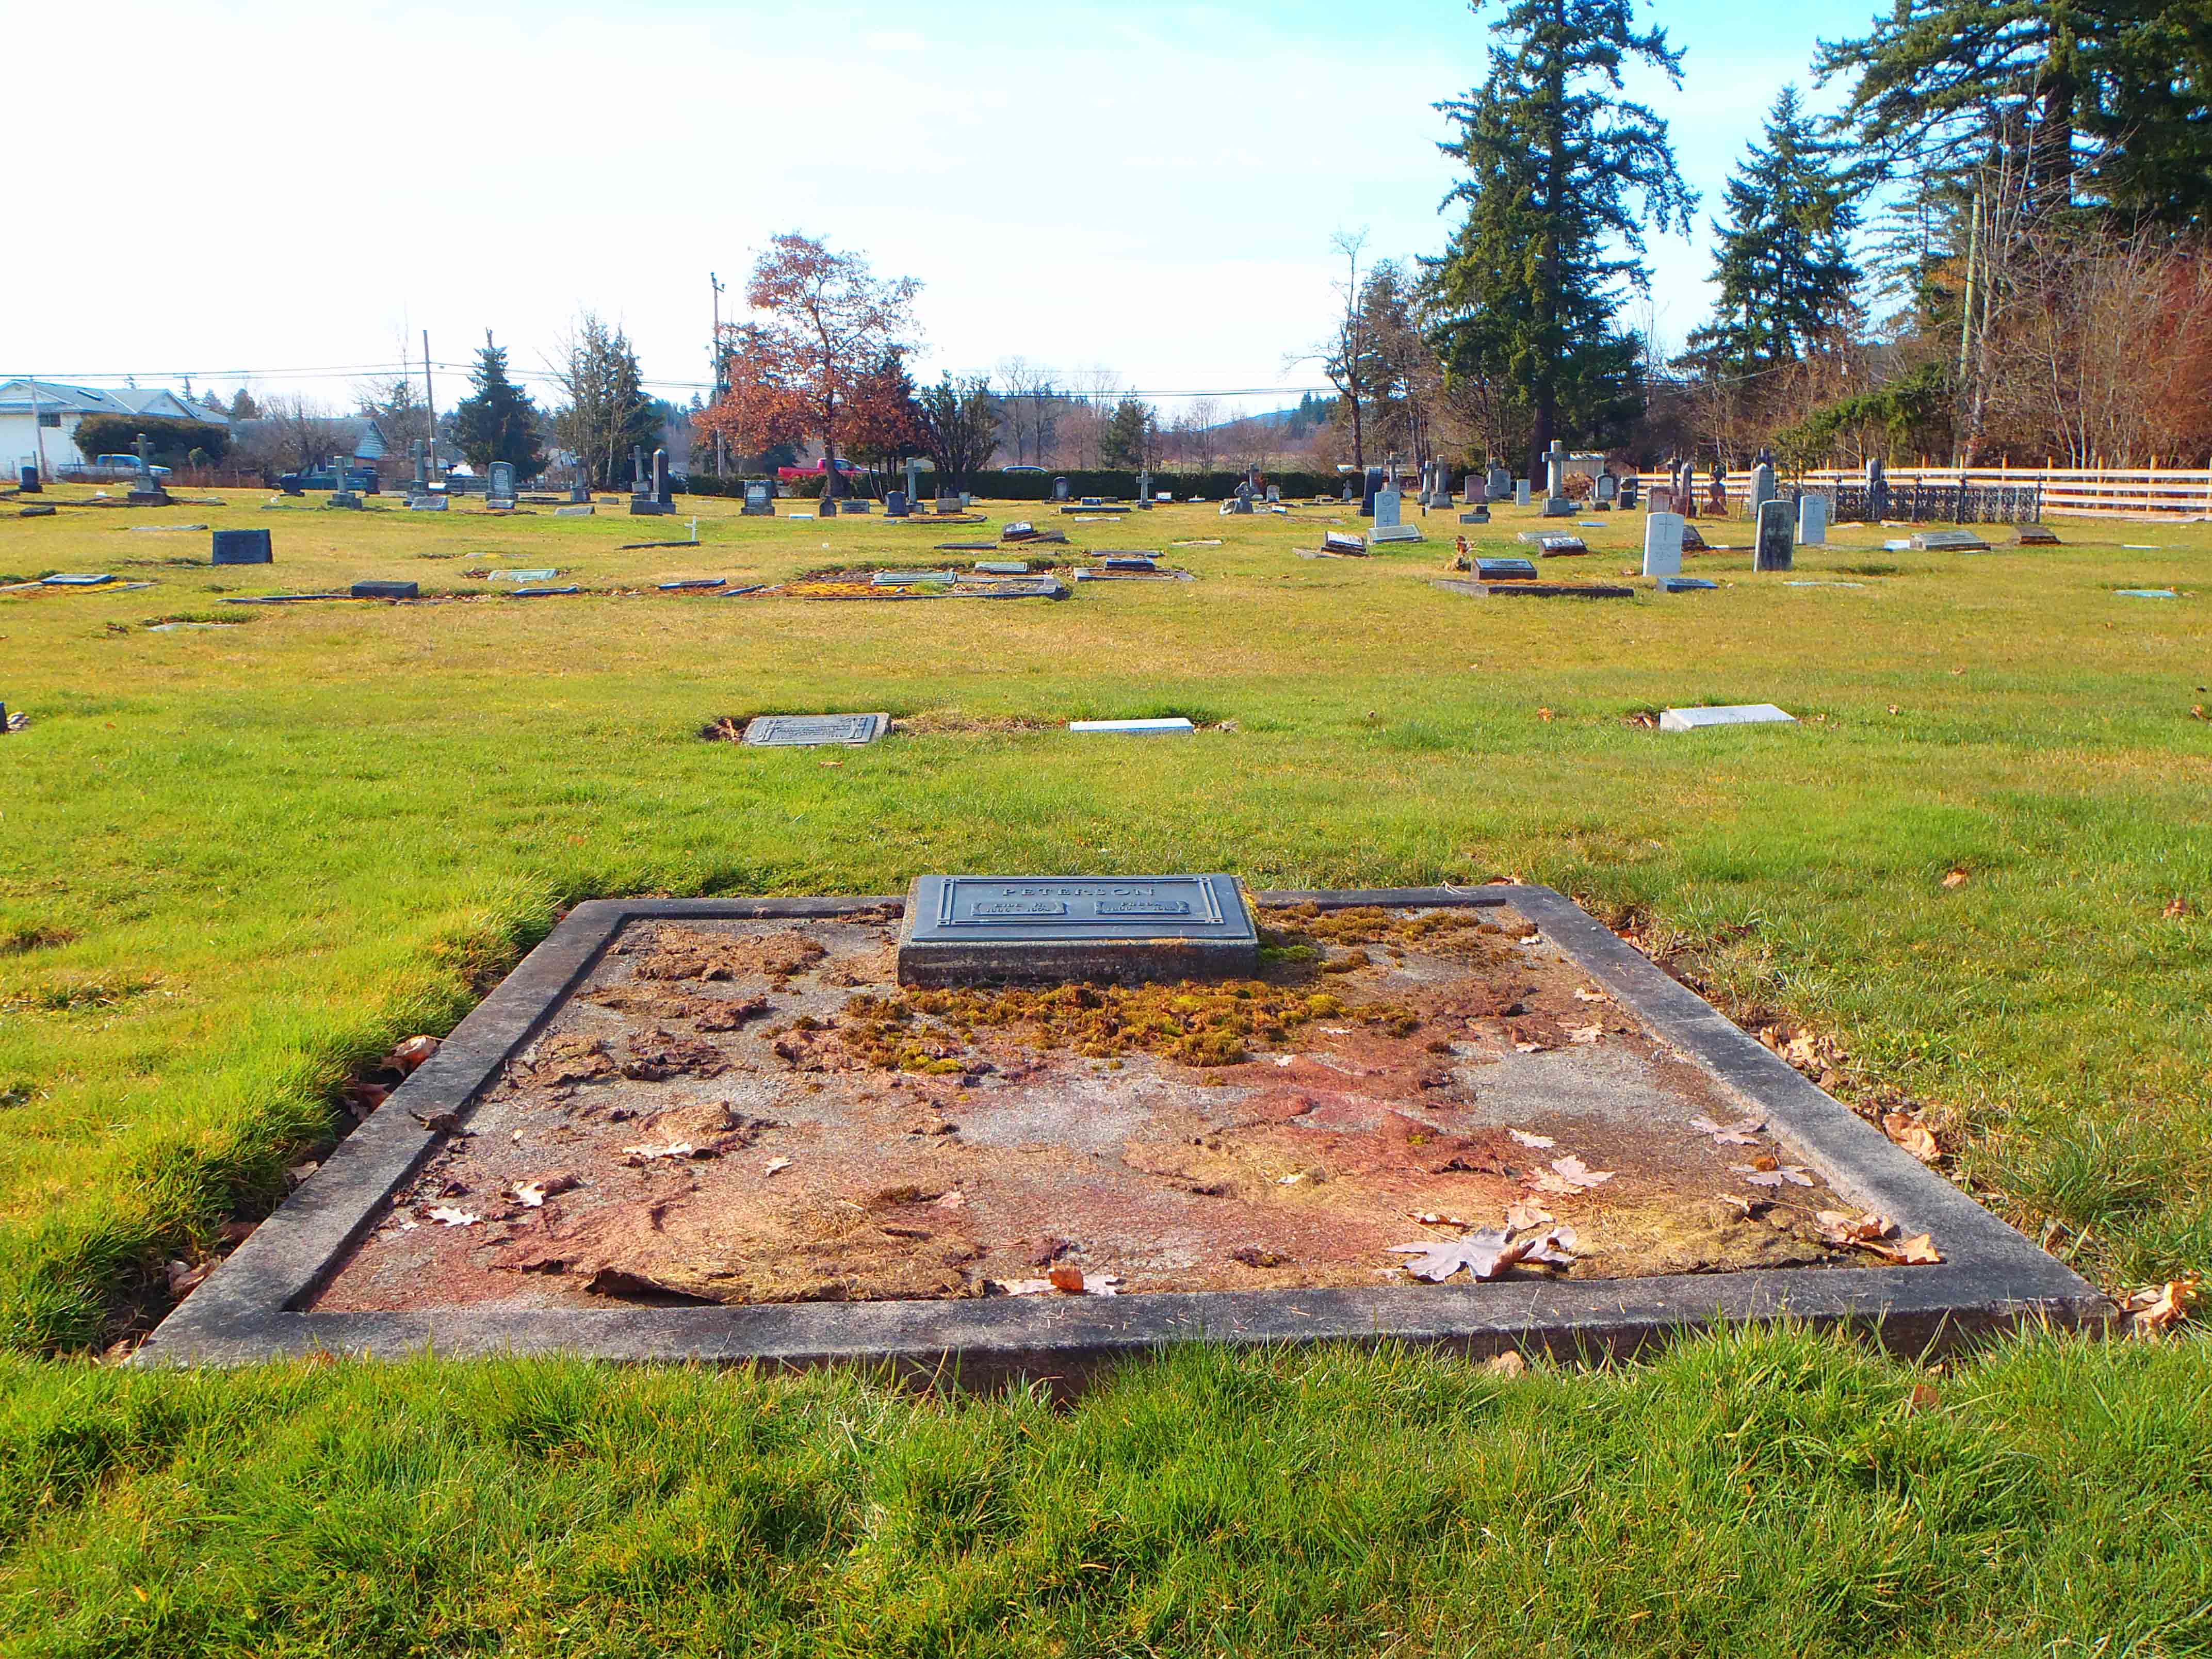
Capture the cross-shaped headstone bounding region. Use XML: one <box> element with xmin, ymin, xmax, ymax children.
<box><xmin>133</xmin><ymin>432</ymin><xmax>154</xmax><ymax>483</ymax></box>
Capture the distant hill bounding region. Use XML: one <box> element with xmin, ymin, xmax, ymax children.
<box><xmin>1207</xmin><ymin>392</ymin><xmax>1333</xmax><ymax>436</ymax></box>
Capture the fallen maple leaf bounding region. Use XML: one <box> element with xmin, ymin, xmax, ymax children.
<box><xmin>1815</xmin><ymin>1210</ymin><xmax>1942</xmax><ymax>1263</ymax></box>
<box><xmin>1485</xmin><ymin>1350</ymin><xmax>1527</xmax><ymax>1377</ymax></box>
<box><xmin>2164</xmin><ymin>897</ymin><xmax>2190</xmax><ymax>920</ymax></box>
<box><xmin>1507</xmin><ymin>1128</ymin><xmax>1556</xmax><ymax>1149</ymax></box>
<box><xmin>1526</xmin><ymin>1156</ymin><xmax>1616</xmax><ymax>1195</ymax></box>
<box><xmin>1691</xmin><ymin>1114</ymin><xmax>1765</xmax><ymax>1146</ymax></box>
<box><xmin>763</xmin><ymin>1156</ymin><xmax>793</xmax><ymax>1177</ymax></box>
<box><xmin>1735</xmin><ymin>1162</ymin><xmax>1814</xmax><ymax>1189</ymax></box>
<box><xmin>385</xmin><ymin>1035</ymin><xmax>441</xmax><ymax>1074</ymax></box>
<box><xmin>1390</xmin><ymin>1223</ymin><xmax>1577</xmax><ymax>1282</ymax></box>
<box><xmin>1882</xmin><ymin>1112</ymin><xmax>1942</xmax><ymax>1164</ymax></box>
<box><xmin>2122</xmin><ymin>1279</ymin><xmax>2197</xmax><ymax>1337</ymax></box>
<box><xmin>1566</xmin><ymin>1023</ymin><xmax>1604</xmax><ymax>1045</ymax></box>
<box><xmin>1874</xmin><ymin>1233</ymin><xmax>1943</xmax><ymax>1265</ymax></box>
<box><xmin>165</xmin><ymin>1259</ymin><xmax>214</xmax><ymax>1296</ymax></box>
<box><xmin>426</xmin><ymin>1206</ymin><xmax>479</xmax><ymax>1227</ymax></box>
<box><xmin>1815</xmin><ymin>1209</ymin><xmax>1891</xmax><ymax>1246</ymax></box>
<box><xmin>1504</xmin><ymin>1199</ymin><xmax>1555</xmax><ymax>1231</ymax></box>
<box><xmin>1048</xmin><ymin>1265</ymin><xmax>1086</xmax><ymax>1293</ymax></box>
<box><xmin>997</xmin><ymin>1274</ymin><xmax>1122</xmax><ymax>1297</ymax></box>
<box><xmin>1942</xmin><ymin>868</ymin><xmax>1970</xmax><ymax>889</ymax></box>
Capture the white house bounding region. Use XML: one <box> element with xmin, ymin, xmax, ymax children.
<box><xmin>0</xmin><ymin>380</ymin><xmax>227</xmax><ymax>478</ymax></box>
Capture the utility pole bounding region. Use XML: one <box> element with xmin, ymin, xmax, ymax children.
<box><xmin>709</xmin><ymin>271</ymin><xmax>728</xmax><ymax>478</ymax></box>
<box><xmin>26</xmin><ymin>376</ymin><xmax>46</xmax><ymax>482</ymax></box>
<box><xmin>421</xmin><ymin>329</ymin><xmax>437</xmax><ymax>480</ymax></box>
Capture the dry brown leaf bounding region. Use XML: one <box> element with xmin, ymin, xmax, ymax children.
<box><xmin>165</xmin><ymin>1259</ymin><xmax>214</xmax><ymax>1296</ymax></box>
<box><xmin>1507</xmin><ymin>1128</ymin><xmax>1556</xmax><ymax>1149</ymax></box>
<box><xmin>1390</xmin><ymin>1222</ymin><xmax>1577</xmax><ymax>1282</ymax></box>
<box><xmin>1485</xmin><ymin>1350</ymin><xmax>1527</xmax><ymax>1378</ymax></box>
<box><xmin>1883</xmin><ymin>1112</ymin><xmax>1942</xmax><ymax>1164</ymax></box>
<box><xmin>1815</xmin><ymin>1209</ymin><xmax>1892</xmax><ymax>1246</ymax></box>
<box><xmin>763</xmin><ymin>1156</ymin><xmax>793</xmax><ymax>1177</ymax></box>
<box><xmin>2124</xmin><ymin>1279</ymin><xmax>2198</xmax><ymax>1337</ymax></box>
<box><xmin>1538</xmin><ymin>707</ymin><xmax>1554</xmax><ymax>722</ymax></box>
<box><xmin>1566</xmin><ymin>1023</ymin><xmax>1605</xmax><ymax>1045</ymax></box>
<box><xmin>1904</xmin><ymin>1382</ymin><xmax>1941</xmax><ymax>1416</ymax></box>
<box><xmin>510</xmin><ymin>1172</ymin><xmax>580</xmax><ymax>1209</ymax></box>
<box><xmin>1942</xmin><ymin>868</ymin><xmax>1970</xmax><ymax>889</ymax></box>
<box><xmin>1691</xmin><ymin>1114</ymin><xmax>1765</xmax><ymax>1146</ymax></box>
<box><xmin>386</xmin><ymin>1035</ymin><xmax>441</xmax><ymax>1074</ymax></box>
<box><xmin>1868</xmin><ymin>1233</ymin><xmax>1943</xmax><ymax>1265</ymax></box>
<box><xmin>426</xmin><ymin>1206</ymin><xmax>480</xmax><ymax>1227</ymax></box>
<box><xmin>1048</xmin><ymin>1265</ymin><xmax>1087</xmax><ymax>1293</ymax></box>
<box><xmin>1735</xmin><ymin>1162</ymin><xmax>1814</xmax><ymax>1189</ymax></box>
<box><xmin>2164</xmin><ymin>897</ymin><xmax>2190</xmax><ymax>920</ymax></box>
<box><xmin>1504</xmin><ymin>1199</ymin><xmax>1555</xmax><ymax>1231</ymax></box>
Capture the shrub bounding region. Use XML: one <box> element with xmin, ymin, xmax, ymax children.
<box><xmin>71</xmin><ymin>416</ymin><xmax>229</xmax><ymax>468</ymax></box>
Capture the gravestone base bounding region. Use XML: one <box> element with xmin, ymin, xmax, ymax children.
<box><xmin>1540</xmin><ymin>498</ymin><xmax>1574</xmax><ymax>517</ymax></box>
<box><xmin>629</xmin><ymin>498</ymin><xmax>677</xmax><ymax>516</ymax></box>
<box><xmin>126</xmin><ymin>490</ymin><xmax>173</xmax><ymax>507</ymax></box>
<box><xmin>135</xmin><ymin>884</ymin><xmax>2104</xmax><ymax>1382</ymax></box>
<box><xmin>326</xmin><ymin>494</ymin><xmax>362</xmax><ymax>510</ymax></box>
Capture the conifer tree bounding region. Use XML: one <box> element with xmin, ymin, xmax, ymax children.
<box><xmin>1677</xmin><ymin>87</ymin><xmax>1863</xmax><ymax>377</ymax></box>
<box><xmin>1100</xmin><ymin>397</ymin><xmax>1156</xmax><ymax>468</ymax></box>
<box><xmin>1428</xmin><ymin>0</ymin><xmax>1696</xmax><ymax>476</ymax></box>
<box><xmin>452</xmin><ymin>332</ymin><xmax>547</xmax><ymax>478</ymax></box>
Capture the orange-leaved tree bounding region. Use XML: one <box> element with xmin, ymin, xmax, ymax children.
<box><xmin>696</xmin><ymin>234</ymin><xmax>921</xmax><ymax>495</ymax></box>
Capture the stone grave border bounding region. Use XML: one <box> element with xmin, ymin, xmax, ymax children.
<box><xmin>137</xmin><ymin>887</ymin><xmax>2105</xmax><ymax>1381</ymax></box>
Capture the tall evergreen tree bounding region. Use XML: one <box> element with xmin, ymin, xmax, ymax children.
<box><xmin>1428</xmin><ymin>0</ymin><xmax>1696</xmax><ymax>476</ymax></box>
<box><xmin>1817</xmin><ymin>0</ymin><xmax>2212</xmax><ymax>227</ymax></box>
<box><xmin>1099</xmin><ymin>398</ymin><xmax>1156</xmax><ymax>468</ymax></box>
<box><xmin>1677</xmin><ymin>87</ymin><xmax>1863</xmax><ymax>377</ymax></box>
<box><xmin>914</xmin><ymin>375</ymin><xmax>1001</xmax><ymax>487</ymax></box>
<box><xmin>452</xmin><ymin>332</ymin><xmax>547</xmax><ymax>478</ymax></box>
<box><xmin>554</xmin><ymin>315</ymin><xmax>658</xmax><ymax>490</ymax></box>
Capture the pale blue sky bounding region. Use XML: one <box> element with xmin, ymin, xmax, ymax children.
<box><xmin>15</xmin><ymin>0</ymin><xmax>1880</xmax><ymax>416</ymax></box>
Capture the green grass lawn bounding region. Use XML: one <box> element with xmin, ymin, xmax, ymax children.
<box><xmin>1</xmin><ymin>485</ymin><xmax>2205</xmax><ymax>1653</ymax></box>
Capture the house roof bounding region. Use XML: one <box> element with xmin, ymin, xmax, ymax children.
<box><xmin>0</xmin><ymin>379</ymin><xmax>229</xmax><ymax>424</ymax></box>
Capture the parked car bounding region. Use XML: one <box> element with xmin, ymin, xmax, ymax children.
<box><xmin>1004</xmin><ymin>464</ymin><xmax>1046</xmax><ymax>475</ymax></box>
<box><xmin>57</xmin><ymin>454</ymin><xmax>173</xmax><ymax>482</ymax></box>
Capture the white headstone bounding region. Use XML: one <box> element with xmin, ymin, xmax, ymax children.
<box><xmin>1642</xmin><ymin>511</ymin><xmax>1685</xmax><ymax>577</ymax></box>
<box><xmin>1797</xmin><ymin>494</ymin><xmax>1829</xmax><ymax>546</ymax></box>
<box><xmin>1515</xmin><ymin>479</ymin><xmax>1531</xmax><ymax>508</ymax></box>
<box><xmin>1373</xmin><ymin>486</ymin><xmax>1402</xmax><ymax>528</ymax></box>
<box><xmin>1658</xmin><ymin>705</ymin><xmax>1796</xmax><ymax>733</ymax></box>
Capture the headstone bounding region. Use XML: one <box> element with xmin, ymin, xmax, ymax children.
<box><xmin>819</xmin><ymin>497</ymin><xmax>839</xmax><ymax>518</ymax></box>
<box><xmin>1909</xmin><ymin>529</ymin><xmax>1992</xmax><ymax>552</ymax></box>
<box><xmin>326</xmin><ymin>445</ymin><xmax>360</xmax><ymax>509</ymax></box>
<box><xmin>1476</xmin><ymin>557</ymin><xmax>1537</xmax><ymax>580</ymax></box>
<box><xmin>896</xmin><ymin>873</ymin><xmax>1257</xmax><ymax>987</ymax></box>
<box><xmin>1642</xmin><ymin>512</ymin><xmax>1685</xmax><ymax>577</ymax></box>
<box><xmin>1515</xmin><ymin>479</ymin><xmax>1532</xmax><ymax>508</ymax></box>
<box><xmin>1372</xmin><ymin>485</ymin><xmax>1402</xmax><ymax>529</ymax></box>
<box><xmin>350</xmin><ymin>580</ymin><xmax>418</xmax><ymax>600</ymax></box>
<box><xmin>936</xmin><ymin>495</ymin><xmax>958</xmax><ymax>514</ymax></box>
<box><xmin>742</xmin><ymin>480</ymin><xmax>772</xmax><ymax>516</ymax></box>
<box><xmin>2014</xmin><ymin>524</ymin><xmax>2060</xmax><ymax>546</ymax></box>
<box><xmin>1865</xmin><ymin>457</ymin><xmax>1890</xmax><ymax>520</ymax></box>
<box><xmin>1648</xmin><ymin>487</ymin><xmax>1677</xmax><ymax>516</ymax></box>
<box><xmin>652</xmin><ymin>448</ymin><xmax>672</xmax><ymax>507</ymax></box>
<box><xmin>1459</xmin><ymin>505</ymin><xmax>1490</xmax><ymax>525</ymax></box>
<box><xmin>18</xmin><ymin>465</ymin><xmax>39</xmax><ymax>493</ymax></box>
<box><xmin>1136</xmin><ymin>468</ymin><xmax>1152</xmax><ymax>508</ymax></box>
<box><xmin>1068</xmin><ymin>719</ymin><xmax>1197</xmax><ymax>735</ymax></box>
<box><xmin>1594</xmin><ymin>473</ymin><xmax>1618</xmax><ymax>505</ymax></box>
<box><xmin>554</xmin><ymin>504</ymin><xmax>594</xmax><ymax>517</ymax></box>
<box><xmin>630</xmin><ymin>448</ymin><xmax>675</xmax><ymax>515</ymax></box>
<box><xmin>1749</xmin><ymin>460</ymin><xmax>1776</xmax><ymax>519</ymax></box>
<box><xmin>1265</xmin><ymin>484</ymin><xmax>1281</xmax><ymax>502</ymax></box>
<box><xmin>886</xmin><ymin>489</ymin><xmax>909</xmax><ymax>518</ymax></box>
<box><xmin>1618</xmin><ymin>473</ymin><xmax>1638</xmax><ymax>510</ymax></box>
<box><xmin>409</xmin><ymin>494</ymin><xmax>449</xmax><ymax>511</ymax></box>
<box><xmin>1657</xmin><ymin>576</ymin><xmax>1718</xmax><ymax>592</ymax></box>
<box><xmin>1706</xmin><ymin>466</ymin><xmax>1728</xmax><ymax>515</ymax></box>
<box><xmin>487</xmin><ymin>460</ymin><xmax>516</xmax><ymax>508</ymax></box>
<box><xmin>1796</xmin><ymin>493</ymin><xmax>1829</xmax><ymax>546</ymax></box>
<box><xmin>1368</xmin><ymin>524</ymin><xmax>1423</xmax><ymax>545</ymax></box>
<box><xmin>211</xmin><ymin>529</ymin><xmax>273</xmax><ymax>565</ymax></box>
<box><xmin>742</xmin><ymin>712</ymin><xmax>891</xmax><ymax>747</ymax></box>
<box><xmin>1053</xmin><ymin>476</ymin><xmax>1069</xmax><ymax>501</ymax></box>
<box><xmin>1343</xmin><ymin>478</ymin><xmax>1357</xmax><ymax>502</ymax></box>
<box><xmin>1659</xmin><ymin>705</ymin><xmax>1796</xmax><ymax>733</ymax></box>
<box><xmin>1487</xmin><ymin>465</ymin><xmax>1510</xmax><ymax>502</ymax></box>
<box><xmin>844</xmin><ymin>498</ymin><xmax>872</xmax><ymax>514</ymax></box>
<box><xmin>1541</xmin><ymin>440</ymin><xmax>1571</xmax><ymax>514</ymax></box>
<box><xmin>126</xmin><ymin>432</ymin><xmax>172</xmax><ymax>506</ymax></box>
<box><xmin>1361</xmin><ymin>466</ymin><xmax>1383</xmax><ymax>517</ymax></box>
<box><xmin>1754</xmin><ymin>499</ymin><xmax>1794</xmax><ymax>571</ymax></box>
<box><xmin>630</xmin><ymin>445</ymin><xmax>647</xmax><ymax>496</ymax></box>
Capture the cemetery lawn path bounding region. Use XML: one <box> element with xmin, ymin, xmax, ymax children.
<box><xmin>0</xmin><ymin>490</ymin><xmax>2205</xmax><ymax>1652</ymax></box>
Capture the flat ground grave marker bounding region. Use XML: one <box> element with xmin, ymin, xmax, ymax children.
<box><xmin>1368</xmin><ymin>525</ymin><xmax>1423</xmax><ymax>545</ymax></box>
<box><xmin>1657</xmin><ymin>576</ymin><xmax>1718</xmax><ymax>592</ymax></box>
<box><xmin>952</xmin><ymin>577</ymin><xmax>1067</xmax><ymax>600</ymax></box>
<box><xmin>973</xmin><ymin>560</ymin><xmax>1030</xmax><ymax>574</ymax></box>
<box><xmin>1476</xmin><ymin>557</ymin><xmax>1538</xmax><ymax>580</ymax></box>
<box><xmin>898</xmin><ymin>873</ymin><xmax>1258</xmax><ymax>986</ymax></box>
<box><xmin>870</xmin><ymin>570</ymin><xmax>956</xmax><ymax>587</ymax></box>
<box><xmin>2014</xmin><ymin>524</ymin><xmax>2060</xmax><ymax>545</ymax></box>
<box><xmin>41</xmin><ymin>573</ymin><xmax>117</xmax><ymax>586</ymax></box>
<box><xmin>350</xmin><ymin>580</ymin><xmax>418</xmax><ymax>600</ymax></box>
<box><xmin>1433</xmin><ymin>579</ymin><xmax>1633</xmax><ymax>600</ymax></box>
<box><xmin>1660</xmin><ymin>704</ymin><xmax>1795</xmax><ymax>731</ymax></box>
<box><xmin>741</xmin><ymin>713</ymin><xmax>891</xmax><ymax>747</ymax></box>
<box><xmin>1911</xmin><ymin>530</ymin><xmax>1993</xmax><ymax>552</ymax></box>
<box><xmin>1069</xmin><ymin>717</ymin><xmax>1195</xmax><ymax>734</ymax></box>
<box><xmin>138</xmin><ymin>886</ymin><xmax>2104</xmax><ymax>1380</ymax></box>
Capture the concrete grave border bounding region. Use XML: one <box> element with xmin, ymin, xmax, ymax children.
<box><xmin>137</xmin><ymin>887</ymin><xmax>2106</xmax><ymax>1381</ymax></box>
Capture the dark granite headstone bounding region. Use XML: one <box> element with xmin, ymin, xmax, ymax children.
<box><xmin>211</xmin><ymin>529</ymin><xmax>272</xmax><ymax>565</ymax></box>
<box><xmin>741</xmin><ymin>712</ymin><xmax>890</xmax><ymax>747</ymax></box>
<box><xmin>886</xmin><ymin>490</ymin><xmax>909</xmax><ymax>518</ymax></box>
<box><xmin>18</xmin><ymin>465</ymin><xmax>40</xmax><ymax>493</ymax></box>
<box><xmin>1476</xmin><ymin>557</ymin><xmax>1538</xmax><ymax>580</ymax></box>
<box><xmin>350</xmin><ymin>580</ymin><xmax>418</xmax><ymax>600</ymax></box>
<box><xmin>1754</xmin><ymin>499</ymin><xmax>1795</xmax><ymax>571</ymax></box>
<box><xmin>896</xmin><ymin>873</ymin><xmax>1259</xmax><ymax>987</ymax></box>
<box><xmin>742</xmin><ymin>481</ymin><xmax>773</xmax><ymax>515</ymax></box>
<box><xmin>1361</xmin><ymin>466</ymin><xmax>1382</xmax><ymax>517</ymax></box>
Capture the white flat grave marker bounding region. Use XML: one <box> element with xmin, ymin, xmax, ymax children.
<box><xmin>2116</xmin><ymin>589</ymin><xmax>2177</xmax><ymax>599</ymax></box>
<box><xmin>742</xmin><ymin>713</ymin><xmax>891</xmax><ymax>747</ymax></box>
<box><xmin>1069</xmin><ymin>718</ymin><xmax>1196</xmax><ymax>736</ymax></box>
<box><xmin>1658</xmin><ymin>704</ymin><xmax>1797</xmax><ymax>733</ymax></box>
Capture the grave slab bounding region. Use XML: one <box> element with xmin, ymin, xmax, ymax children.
<box><xmin>1433</xmin><ymin>579</ymin><xmax>1634</xmax><ymax>600</ymax></box>
<box><xmin>350</xmin><ymin>580</ymin><xmax>419</xmax><ymax>600</ymax></box>
<box><xmin>1069</xmin><ymin>717</ymin><xmax>1196</xmax><ymax>734</ymax></box>
<box><xmin>1475</xmin><ymin>557</ymin><xmax>1537</xmax><ymax>580</ymax></box>
<box><xmin>1656</xmin><ymin>576</ymin><xmax>1718</xmax><ymax>592</ymax></box>
<box><xmin>1910</xmin><ymin>530</ymin><xmax>1992</xmax><ymax>552</ymax></box>
<box><xmin>897</xmin><ymin>873</ymin><xmax>1258</xmax><ymax>987</ymax></box>
<box><xmin>1658</xmin><ymin>704</ymin><xmax>1795</xmax><ymax>731</ymax></box>
<box><xmin>2014</xmin><ymin>525</ymin><xmax>2060</xmax><ymax>546</ymax></box>
<box><xmin>212</xmin><ymin>529</ymin><xmax>273</xmax><ymax>565</ymax></box>
<box><xmin>135</xmin><ymin>886</ymin><xmax>2106</xmax><ymax>1381</ymax></box>
<box><xmin>951</xmin><ymin>578</ymin><xmax>1068</xmax><ymax>600</ymax></box>
<box><xmin>742</xmin><ymin>713</ymin><xmax>891</xmax><ymax>747</ymax></box>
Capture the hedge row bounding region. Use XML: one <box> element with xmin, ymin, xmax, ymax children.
<box><xmin>71</xmin><ymin>415</ymin><xmax>230</xmax><ymax>467</ymax></box>
<box><xmin>669</xmin><ymin>467</ymin><xmax>1362</xmax><ymax>502</ymax></box>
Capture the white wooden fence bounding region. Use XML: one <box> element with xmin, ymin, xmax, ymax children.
<box><xmin>1628</xmin><ymin>465</ymin><xmax>2212</xmax><ymax>521</ymax></box>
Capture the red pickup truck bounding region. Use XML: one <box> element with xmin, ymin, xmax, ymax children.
<box><xmin>775</xmin><ymin>457</ymin><xmax>869</xmax><ymax>483</ymax></box>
